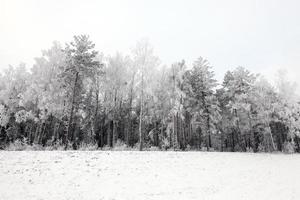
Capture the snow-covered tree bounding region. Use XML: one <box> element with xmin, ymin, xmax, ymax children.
<box><xmin>61</xmin><ymin>35</ymin><xmax>102</xmax><ymax>148</ymax></box>
<box><xmin>184</xmin><ymin>57</ymin><xmax>220</xmax><ymax>150</ymax></box>
<box><xmin>132</xmin><ymin>39</ymin><xmax>160</xmax><ymax>151</ymax></box>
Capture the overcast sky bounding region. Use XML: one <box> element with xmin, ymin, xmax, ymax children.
<box><xmin>1</xmin><ymin>0</ymin><xmax>300</xmax><ymax>91</ymax></box>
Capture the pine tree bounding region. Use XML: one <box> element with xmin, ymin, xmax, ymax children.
<box><xmin>221</xmin><ymin>67</ymin><xmax>256</xmax><ymax>151</ymax></box>
<box><xmin>61</xmin><ymin>35</ymin><xmax>101</xmax><ymax>149</ymax></box>
<box><xmin>184</xmin><ymin>57</ymin><xmax>220</xmax><ymax>150</ymax></box>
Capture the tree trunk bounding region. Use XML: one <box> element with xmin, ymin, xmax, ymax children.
<box><xmin>127</xmin><ymin>89</ymin><xmax>133</xmax><ymax>146</ymax></box>
<box><xmin>160</xmin><ymin>117</ymin><xmax>164</xmax><ymax>149</ymax></box>
<box><xmin>127</xmin><ymin>72</ymin><xmax>136</xmax><ymax>146</ymax></box>
<box><xmin>201</xmin><ymin>91</ymin><xmax>211</xmax><ymax>150</ymax></box>
<box><xmin>207</xmin><ymin>113</ymin><xmax>212</xmax><ymax>150</ymax></box>
<box><xmin>112</xmin><ymin>120</ymin><xmax>117</xmax><ymax>147</ymax></box>
<box><xmin>247</xmin><ymin>111</ymin><xmax>254</xmax><ymax>150</ymax></box>
<box><xmin>269</xmin><ymin>131</ymin><xmax>276</xmax><ymax>151</ymax></box>
<box><xmin>66</xmin><ymin>71</ymin><xmax>79</xmax><ymax>149</ymax></box>
<box><xmin>178</xmin><ymin>116</ymin><xmax>182</xmax><ymax>149</ymax></box>
<box><xmin>139</xmin><ymin>81</ymin><xmax>144</xmax><ymax>151</ymax></box>
<box><xmin>231</xmin><ymin>129</ymin><xmax>235</xmax><ymax>152</ymax></box>
<box><xmin>182</xmin><ymin>119</ymin><xmax>186</xmax><ymax>149</ymax></box>
<box><xmin>93</xmin><ymin>85</ymin><xmax>99</xmax><ymax>142</ymax></box>
<box><xmin>198</xmin><ymin>126</ymin><xmax>202</xmax><ymax>149</ymax></box>
<box><xmin>38</xmin><ymin>122</ymin><xmax>46</xmax><ymax>144</ymax></box>
<box><xmin>153</xmin><ymin>122</ymin><xmax>158</xmax><ymax>146</ymax></box>
<box><xmin>220</xmin><ymin>129</ymin><xmax>224</xmax><ymax>152</ymax></box>
<box><xmin>28</xmin><ymin>124</ymin><xmax>33</xmax><ymax>144</ymax></box>
<box><xmin>112</xmin><ymin>88</ymin><xmax>118</xmax><ymax>147</ymax></box>
<box><xmin>107</xmin><ymin>121</ymin><xmax>112</xmax><ymax>147</ymax></box>
<box><xmin>173</xmin><ymin>114</ymin><xmax>177</xmax><ymax>149</ymax></box>
<box><xmin>34</xmin><ymin>123</ymin><xmax>41</xmax><ymax>144</ymax></box>
<box><xmin>189</xmin><ymin>122</ymin><xmax>192</xmax><ymax>145</ymax></box>
<box><xmin>98</xmin><ymin>115</ymin><xmax>105</xmax><ymax>148</ymax></box>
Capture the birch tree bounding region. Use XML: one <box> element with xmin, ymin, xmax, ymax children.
<box><xmin>132</xmin><ymin>39</ymin><xmax>159</xmax><ymax>151</ymax></box>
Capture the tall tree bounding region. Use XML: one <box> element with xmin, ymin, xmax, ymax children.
<box><xmin>221</xmin><ymin>67</ymin><xmax>256</xmax><ymax>151</ymax></box>
<box><xmin>167</xmin><ymin>60</ymin><xmax>186</xmax><ymax>149</ymax></box>
<box><xmin>23</xmin><ymin>42</ymin><xmax>67</xmax><ymax>144</ymax></box>
<box><xmin>105</xmin><ymin>52</ymin><xmax>130</xmax><ymax>147</ymax></box>
<box><xmin>184</xmin><ymin>57</ymin><xmax>220</xmax><ymax>150</ymax></box>
<box><xmin>132</xmin><ymin>39</ymin><xmax>159</xmax><ymax>151</ymax></box>
<box><xmin>61</xmin><ymin>35</ymin><xmax>101</xmax><ymax>149</ymax></box>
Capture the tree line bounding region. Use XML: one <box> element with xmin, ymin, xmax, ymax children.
<box><xmin>1</xmin><ymin>35</ymin><xmax>300</xmax><ymax>152</ymax></box>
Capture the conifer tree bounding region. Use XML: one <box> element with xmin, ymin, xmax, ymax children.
<box><xmin>184</xmin><ymin>57</ymin><xmax>220</xmax><ymax>150</ymax></box>
<box><xmin>61</xmin><ymin>35</ymin><xmax>101</xmax><ymax>149</ymax></box>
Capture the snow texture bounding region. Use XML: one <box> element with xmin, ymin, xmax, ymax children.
<box><xmin>0</xmin><ymin>151</ymin><xmax>299</xmax><ymax>200</ymax></box>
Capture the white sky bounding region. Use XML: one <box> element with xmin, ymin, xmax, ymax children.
<box><xmin>1</xmin><ymin>0</ymin><xmax>300</xmax><ymax>92</ymax></box>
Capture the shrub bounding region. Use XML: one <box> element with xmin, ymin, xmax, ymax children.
<box><xmin>6</xmin><ymin>139</ymin><xmax>25</xmax><ymax>151</ymax></box>
<box><xmin>258</xmin><ymin>143</ymin><xmax>266</xmax><ymax>152</ymax></box>
<box><xmin>6</xmin><ymin>139</ymin><xmax>43</xmax><ymax>151</ymax></box>
<box><xmin>147</xmin><ymin>146</ymin><xmax>160</xmax><ymax>151</ymax></box>
<box><xmin>78</xmin><ymin>143</ymin><xmax>98</xmax><ymax>151</ymax></box>
<box><xmin>185</xmin><ymin>144</ymin><xmax>191</xmax><ymax>151</ymax></box>
<box><xmin>45</xmin><ymin>140</ymin><xmax>65</xmax><ymax>151</ymax></box>
<box><xmin>113</xmin><ymin>140</ymin><xmax>129</xmax><ymax>151</ymax></box>
<box><xmin>161</xmin><ymin>137</ymin><xmax>170</xmax><ymax>150</ymax></box>
<box><xmin>283</xmin><ymin>141</ymin><xmax>295</xmax><ymax>154</ymax></box>
<box><xmin>101</xmin><ymin>145</ymin><xmax>112</xmax><ymax>151</ymax></box>
<box><xmin>246</xmin><ymin>147</ymin><xmax>254</xmax><ymax>153</ymax></box>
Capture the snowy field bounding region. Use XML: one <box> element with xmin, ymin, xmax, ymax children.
<box><xmin>0</xmin><ymin>151</ymin><xmax>299</xmax><ymax>200</ymax></box>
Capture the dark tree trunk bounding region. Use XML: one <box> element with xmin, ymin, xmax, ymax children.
<box><xmin>99</xmin><ymin>115</ymin><xmax>105</xmax><ymax>148</ymax></box>
<box><xmin>107</xmin><ymin>121</ymin><xmax>112</xmax><ymax>147</ymax></box>
<box><xmin>220</xmin><ymin>129</ymin><xmax>224</xmax><ymax>152</ymax></box>
<box><xmin>112</xmin><ymin>120</ymin><xmax>117</xmax><ymax>147</ymax></box>
<box><xmin>139</xmin><ymin>73</ymin><xmax>144</xmax><ymax>151</ymax></box>
<box><xmin>66</xmin><ymin>71</ymin><xmax>79</xmax><ymax>149</ymax></box>
<box><xmin>198</xmin><ymin>126</ymin><xmax>202</xmax><ymax>149</ymax></box>
<box><xmin>231</xmin><ymin>129</ymin><xmax>235</xmax><ymax>152</ymax></box>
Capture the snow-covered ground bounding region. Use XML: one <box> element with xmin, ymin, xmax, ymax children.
<box><xmin>0</xmin><ymin>151</ymin><xmax>299</xmax><ymax>200</ymax></box>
